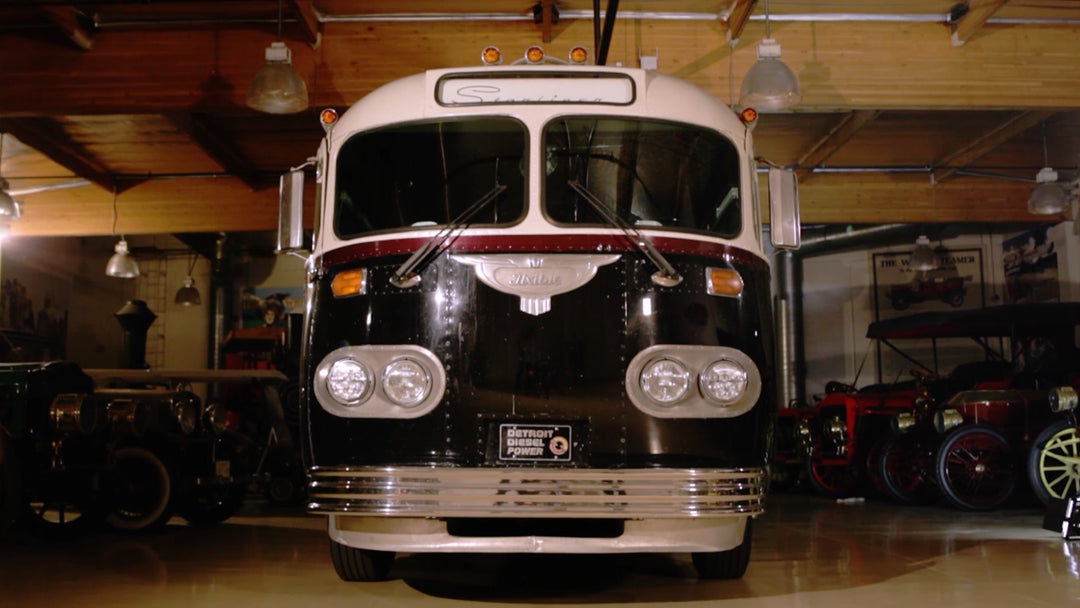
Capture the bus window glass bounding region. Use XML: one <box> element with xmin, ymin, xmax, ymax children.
<box><xmin>334</xmin><ymin>118</ymin><xmax>527</xmax><ymax>238</ymax></box>
<box><xmin>543</xmin><ymin>118</ymin><xmax>742</xmax><ymax>237</ymax></box>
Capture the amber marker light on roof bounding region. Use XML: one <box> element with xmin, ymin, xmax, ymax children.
<box><xmin>481</xmin><ymin>46</ymin><xmax>502</xmax><ymax>65</ymax></box>
<box><xmin>705</xmin><ymin>267</ymin><xmax>744</xmax><ymax>297</ymax></box>
<box><xmin>331</xmin><ymin>268</ymin><xmax>367</xmax><ymax>298</ymax></box>
<box><xmin>739</xmin><ymin>107</ymin><xmax>758</xmax><ymax>125</ymax></box>
<box><xmin>525</xmin><ymin>45</ymin><xmax>545</xmax><ymax>64</ymax></box>
<box><xmin>569</xmin><ymin>46</ymin><xmax>589</xmax><ymax>64</ymax></box>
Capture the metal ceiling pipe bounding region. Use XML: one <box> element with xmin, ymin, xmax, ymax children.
<box><xmin>773</xmin><ymin>223</ymin><xmax>935</xmax><ymax>408</ymax></box>
<box><xmin>209</xmin><ymin>232</ymin><xmax>230</xmax><ymax>373</ymax></box>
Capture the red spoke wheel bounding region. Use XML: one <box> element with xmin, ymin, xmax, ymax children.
<box><xmin>879</xmin><ymin>434</ymin><xmax>939</xmax><ymax>505</ymax></box>
<box><xmin>935</xmin><ymin>424</ymin><xmax>1016</xmax><ymax>511</ymax></box>
<box><xmin>806</xmin><ymin>458</ymin><xmax>861</xmax><ymax>498</ymax></box>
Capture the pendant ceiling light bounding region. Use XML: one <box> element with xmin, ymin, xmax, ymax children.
<box><xmin>1027</xmin><ymin>122</ymin><xmax>1068</xmax><ymax>215</ymax></box>
<box><xmin>246</xmin><ymin>0</ymin><xmax>309</xmax><ymax>114</ymax></box>
<box><xmin>909</xmin><ymin>235</ymin><xmax>938</xmax><ymax>271</ymax></box>
<box><xmin>0</xmin><ymin>133</ymin><xmax>23</xmax><ymax>222</ymax></box>
<box><xmin>739</xmin><ymin>0</ymin><xmax>801</xmax><ymax>112</ymax></box>
<box><xmin>105</xmin><ymin>188</ymin><xmax>140</xmax><ymax>278</ymax></box>
<box><xmin>174</xmin><ymin>253</ymin><xmax>202</xmax><ymax>306</ymax></box>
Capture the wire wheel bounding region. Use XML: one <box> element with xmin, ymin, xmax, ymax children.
<box><xmin>936</xmin><ymin>424</ymin><xmax>1016</xmax><ymax>511</ymax></box>
<box><xmin>879</xmin><ymin>434</ymin><xmax>939</xmax><ymax>505</ymax></box>
<box><xmin>1027</xmin><ymin>420</ymin><xmax>1080</xmax><ymax>505</ymax></box>
<box><xmin>806</xmin><ymin>458</ymin><xmax>861</xmax><ymax>498</ymax></box>
<box><xmin>104</xmin><ymin>447</ymin><xmax>172</xmax><ymax>532</ymax></box>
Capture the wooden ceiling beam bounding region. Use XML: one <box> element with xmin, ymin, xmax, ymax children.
<box><xmin>289</xmin><ymin>0</ymin><xmax>320</xmax><ymax>46</ymax></box>
<box><xmin>4</xmin><ymin>21</ymin><xmax>1080</xmax><ymax>115</ymax></box>
<box><xmin>794</xmin><ymin>110</ymin><xmax>880</xmax><ymax>181</ymax></box>
<box><xmin>165</xmin><ymin>113</ymin><xmax>263</xmax><ymax>190</ymax></box>
<box><xmin>952</xmin><ymin>0</ymin><xmax>1010</xmax><ymax>46</ymax></box>
<box><xmin>931</xmin><ymin>110</ymin><xmax>1056</xmax><ymax>183</ymax></box>
<box><xmin>40</xmin><ymin>5</ymin><xmax>95</xmax><ymax>50</ymax></box>
<box><xmin>0</xmin><ymin>117</ymin><xmax>116</xmax><ymax>192</ymax></box>
<box><xmin>724</xmin><ymin>0</ymin><xmax>758</xmax><ymax>42</ymax></box>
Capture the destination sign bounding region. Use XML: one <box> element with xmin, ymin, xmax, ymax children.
<box><xmin>437</xmin><ymin>74</ymin><xmax>635</xmax><ymax>106</ymax></box>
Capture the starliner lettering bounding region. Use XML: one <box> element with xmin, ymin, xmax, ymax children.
<box><xmin>505</xmin><ymin>273</ymin><xmax>562</xmax><ymax>287</ymax></box>
<box><xmin>452</xmin><ymin>85</ymin><xmax>608</xmax><ymax>104</ymax></box>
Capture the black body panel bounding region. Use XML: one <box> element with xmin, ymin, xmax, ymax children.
<box><xmin>301</xmin><ymin>246</ymin><xmax>775</xmax><ymax>470</ymax></box>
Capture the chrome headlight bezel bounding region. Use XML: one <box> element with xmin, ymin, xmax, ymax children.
<box><xmin>625</xmin><ymin>345</ymin><xmax>762</xmax><ymax>419</ymax></box>
<box><xmin>381</xmin><ymin>357</ymin><xmax>433</xmax><ymax>408</ymax></box>
<box><xmin>639</xmin><ymin>357</ymin><xmax>692</xmax><ymax>405</ymax></box>
<box><xmin>325</xmin><ymin>357</ymin><xmax>374</xmax><ymax>406</ymax></box>
<box><xmin>314</xmin><ymin>345</ymin><xmax>446</xmax><ymax>419</ymax></box>
<box><xmin>699</xmin><ymin>358</ymin><xmax>749</xmax><ymax>406</ymax></box>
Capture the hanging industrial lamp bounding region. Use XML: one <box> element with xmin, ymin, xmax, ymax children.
<box><xmin>174</xmin><ymin>253</ymin><xmax>201</xmax><ymax>306</ymax></box>
<box><xmin>1027</xmin><ymin>122</ymin><xmax>1068</xmax><ymax>215</ymax></box>
<box><xmin>909</xmin><ymin>235</ymin><xmax>938</xmax><ymax>271</ymax></box>
<box><xmin>739</xmin><ymin>0</ymin><xmax>801</xmax><ymax>112</ymax></box>
<box><xmin>105</xmin><ymin>188</ymin><xmax>140</xmax><ymax>278</ymax></box>
<box><xmin>246</xmin><ymin>0</ymin><xmax>309</xmax><ymax>114</ymax></box>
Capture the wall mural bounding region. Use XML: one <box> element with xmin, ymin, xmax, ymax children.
<box><xmin>0</xmin><ymin>255</ymin><xmax>70</xmax><ymax>362</ymax></box>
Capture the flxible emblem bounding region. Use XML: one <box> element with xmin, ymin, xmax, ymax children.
<box><xmin>452</xmin><ymin>253</ymin><xmax>621</xmax><ymax>315</ymax></box>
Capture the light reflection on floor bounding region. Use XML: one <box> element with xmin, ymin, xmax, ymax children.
<box><xmin>1</xmin><ymin>493</ymin><xmax>1078</xmax><ymax>607</ymax></box>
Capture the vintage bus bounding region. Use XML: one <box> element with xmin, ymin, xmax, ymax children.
<box><xmin>277</xmin><ymin>45</ymin><xmax>800</xmax><ymax>581</ymax></box>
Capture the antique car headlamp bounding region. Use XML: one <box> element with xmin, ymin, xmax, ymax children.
<box><xmin>825</xmin><ymin>415</ymin><xmax>847</xmax><ymax>445</ymax></box>
<box><xmin>934</xmin><ymin>408</ymin><xmax>964</xmax><ymax>433</ymax></box>
<box><xmin>107</xmin><ymin>399</ymin><xmax>149</xmax><ymax>436</ymax></box>
<box><xmin>640</xmin><ymin>358</ymin><xmax>691</xmax><ymax>405</ymax></box>
<box><xmin>381</xmin><ymin>358</ymin><xmax>432</xmax><ymax>407</ymax></box>
<box><xmin>796</xmin><ymin>417</ymin><xmax>814</xmax><ymax>447</ymax></box>
<box><xmin>203</xmin><ymin>402</ymin><xmax>228</xmax><ymax>435</ymax></box>
<box><xmin>699</xmin><ymin>359</ymin><xmax>748</xmax><ymax>406</ymax></box>
<box><xmin>1050</xmin><ymin>386</ymin><xmax>1079</xmax><ymax>413</ymax></box>
<box><xmin>171</xmin><ymin>393</ymin><xmax>200</xmax><ymax>434</ymax></box>
<box><xmin>50</xmin><ymin>394</ymin><xmax>97</xmax><ymax>435</ymax></box>
<box><xmin>892</xmin><ymin>411</ymin><xmax>916</xmax><ymax>434</ymax></box>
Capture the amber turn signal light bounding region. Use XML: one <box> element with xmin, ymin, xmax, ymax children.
<box><xmin>705</xmin><ymin>267</ymin><xmax>744</xmax><ymax>297</ymax></box>
<box><xmin>331</xmin><ymin>268</ymin><xmax>367</xmax><ymax>298</ymax></box>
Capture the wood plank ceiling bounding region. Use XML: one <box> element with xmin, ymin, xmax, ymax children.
<box><xmin>0</xmin><ymin>0</ymin><xmax>1079</xmax><ymax>237</ymax></box>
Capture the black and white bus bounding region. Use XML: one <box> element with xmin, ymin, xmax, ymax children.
<box><xmin>277</xmin><ymin>45</ymin><xmax>800</xmax><ymax>582</ymax></box>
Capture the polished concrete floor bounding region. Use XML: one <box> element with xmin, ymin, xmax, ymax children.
<box><xmin>1</xmin><ymin>494</ymin><xmax>1078</xmax><ymax>607</ymax></box>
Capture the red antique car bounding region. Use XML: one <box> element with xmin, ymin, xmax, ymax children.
<box><xmin>869</xmin><ymin>303</ymin><xmax>1080</xmax><ymax>510</ymax></box>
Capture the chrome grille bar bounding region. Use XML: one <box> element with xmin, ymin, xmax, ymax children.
<box><xmin>308</xmin><ymin>466</ymin><xmax>764</xmax><ymax>518</ymax></box>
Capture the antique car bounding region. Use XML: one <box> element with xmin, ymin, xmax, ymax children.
<box><xmin>802</xmin><ymin>380</ymin><xmax>919</xmax><ymax>498</ymax></box>
<box><xmin>887</xmin><ymin>268</ymin><xmax>969</xmax><ymax>310</ymax></box>
<box><xmin>872</xmin><ymin>303</ymin><xmax>1080</xmax><ymax>510</ymax></box>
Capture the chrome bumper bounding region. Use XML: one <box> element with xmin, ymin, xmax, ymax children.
<box><xmin>308</xmin><ymin>466</ymin><xmax>765</xmax><ymax>518</ymax></box>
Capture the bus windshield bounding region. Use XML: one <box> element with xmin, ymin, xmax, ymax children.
<box><xmin>334</xmin><ymin>118</ymin><xmax>527</xmax><ymax>238</ymax></box>
<box><xmin>543</xmin><ymin>118</ymin><xmax>742</xmax><ymax>237</ymax></box>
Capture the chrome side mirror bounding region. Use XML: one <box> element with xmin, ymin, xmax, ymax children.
<box><xmin>768</xmin><ymin>167</ymin><xmax>801</xmax><ymax>249</ymax></box>
<box><xmin>277</xmin><ymin>170</ymin><xmax>305</xmax><ymax>253</ymax></box>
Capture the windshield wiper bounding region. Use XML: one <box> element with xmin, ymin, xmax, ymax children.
<box><xmin>567</xmin><ymin>180</ymin><xmax>682</xmax><ymax>287</ymax></box>
<box><xmin>390</xmin><ymin>183</ymin><xmax>507</xmax><ymax>288</ymax></box>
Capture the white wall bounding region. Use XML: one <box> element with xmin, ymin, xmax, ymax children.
<box><xmin>800</xmin><ymin>223</ymin><xmax>1078</xmax><ymax>401</ymax></box>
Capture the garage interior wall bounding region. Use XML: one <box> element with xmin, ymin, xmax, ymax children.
<box><xmin>802</xmin><ymin>220</ymin><xmax>1079</xmax><ymax>402</ymax></box>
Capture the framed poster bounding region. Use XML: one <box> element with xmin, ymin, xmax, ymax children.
<box><xmin>1003</xmin><ymin>226</ymin><xmax>1059</xmax><ymax>303</ymax></box>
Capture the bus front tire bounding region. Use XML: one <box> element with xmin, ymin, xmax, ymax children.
<box><xmin>692</xmin><ymin>519</ymin><xmax>752</xmax><ymax>579</ymax></box>
<box><xmin>329</xmin><ymin>539</ymin><xmax>395</xmax><ymax>582</ymax></box>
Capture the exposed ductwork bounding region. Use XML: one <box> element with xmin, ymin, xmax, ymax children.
<box><xmin>773</xmin><ymin>223</ymin><xmax>945</xmax><ymax>408</ymax></box>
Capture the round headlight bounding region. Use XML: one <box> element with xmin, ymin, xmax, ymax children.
<box><xmin>382</xmin><ymin>358</ymin><xmax>432</xmax><ymax>407</ymax></box>
<box><xmin>326</xmin><ymin>358</ymin><xmax>373</xmax><ymax>405</ymax></box>
<box><xmin>699</xmin><ymin>359</ymin><xmax>748</xmax><ymax>405</ymax></box>
<box><xmin>640</xmin><ymin>358</ymin><xmax>691</xmax><ymax>405</ymax></box>
<box><xmin>173</xmin><ymin>397</ymin><xmax>199</xmax><ymax>434</ymax></box>
<box><xmin>203</xmin><ymin>402</ymin><xmax>228</xmax><ymax>435</ymax></box>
